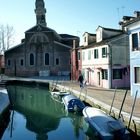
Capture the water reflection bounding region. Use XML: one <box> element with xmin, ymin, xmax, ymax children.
<box><xmin>0</xmin><ymin>109</ymin><xmax>10</xmax><ymax>139</ymax></box>
<box><xmin>7</xmin><ymin>85</ymin><xmax>66</xmax><ymax>140</ymax></box>
<box><xmin>2</xmin><ymin>85</ymin><xmax>96</xmax><ymax>140</ymax></box>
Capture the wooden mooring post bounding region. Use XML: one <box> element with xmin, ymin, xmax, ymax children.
<box><xmin>118</xmin><ymin>90</ymin><xmax>128</xmax><ymax>119</ymax></box>
<box><xmin>128</xmin><ymin>90</ymin><xmax>138</xmax><ymax>129</ymax></box>
<box><xmin>109</xmin><ymin>87</ymin><xmax>117</xmax><ymax>115</ymax></box>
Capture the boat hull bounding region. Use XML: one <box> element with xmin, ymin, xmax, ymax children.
<box><xmin>83</xmin><ymin>107</ymin><xmax>130</xmax><ymax>140</ymax></box>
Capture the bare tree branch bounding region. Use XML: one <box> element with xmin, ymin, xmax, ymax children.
<box><xmin>0</xmin><ymin>24</ymin><xmax>15</xmax><ymax>54</ymax></box>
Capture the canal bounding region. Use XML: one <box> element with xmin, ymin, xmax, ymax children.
<box><xmin>1</xmin><ymin>84</ymin><xmax>97</xmax><ymax>140</ymax></box>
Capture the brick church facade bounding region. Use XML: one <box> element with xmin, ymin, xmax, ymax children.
<box><xmin>5</xmin><ymin>0</ymin><xmax>79</xmax><ymax>77</ymax></box>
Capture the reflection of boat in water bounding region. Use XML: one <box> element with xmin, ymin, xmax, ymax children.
<box><xmin>62</xmin><ymin>94</ymin><xmax>85</xmax><ymax>112</ymax></box>
<box><xmin>51</xmin><ymin>91</ymin><xmax>70</xmax><ymax>103</ymax></box>
<box><xmin>83</xmin><ymin>107</ymin><xmax>130</xmax><ymax>140</ymax></box>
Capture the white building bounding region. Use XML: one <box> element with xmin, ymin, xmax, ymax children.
<box><xmin>81</xmin><ymin>26</ymin><xmax>130</xmax><ymax>89</ymax></box>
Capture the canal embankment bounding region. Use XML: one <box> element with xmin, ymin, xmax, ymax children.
<box><xmin>0</xmin><ymin>88</ymin><xmax>10</xmax><ymax>115</ymax></box>
<box><xmin>0</xmin><ymin>88</ymin><xmax>10</xmax><ymax>139</ymax></box>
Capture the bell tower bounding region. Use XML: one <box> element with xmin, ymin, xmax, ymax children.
<box><xmin>35</xmin><ymin>0</ymin><xmax>47</xmax><ymax>27</ymax></box>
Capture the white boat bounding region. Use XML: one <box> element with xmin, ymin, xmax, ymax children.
<box><xmin>51</xmin><ymin>91</ymin><xmax>70</xmax><ymax>103</ymax></box>
<box><xmin>51</xmin><ymin>91</ymin><xmax>70</xmax><ymax>97</ymax></box>
<box><xmin>83</xmin><ymin>107</ymin><xmax>130</xmax><ymax>140</ymax></box>
<box><xmin>62</xmin><ymin>94</ymin><xmax>85</xmax><ymax>112</ymax></box>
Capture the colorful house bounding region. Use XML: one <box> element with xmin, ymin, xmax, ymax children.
<box><xmin>0</xmin><ymin>55</ymin><xmax>4</xmax><ymax>74</ymax></box>
<box><xmin>120</xmin><ymin>11</ymin><xmax>140</xmax><ymax>97</ymax></box>
<box><xmin>78</xmin><ymin>26</ymin><xmax>130</xmax><ymax>89</ymax></box>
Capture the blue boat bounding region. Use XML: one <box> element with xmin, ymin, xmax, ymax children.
<box><xmin>83</xmin><ymin>107</ymin><xmax>130</xmax><ymax>140</ymax></box>
<box><xmin>62</xmin><ymin>94</ymin><xmax>85</xmax><ymax>112</ymax></box>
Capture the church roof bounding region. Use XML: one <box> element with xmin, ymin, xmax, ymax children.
<box><xmin>60</xmin><ymin>34</ymin><xmax>79</xmax><ymax>41</ymax></box>
<box><xmin>5</xmin><ymin>42</ymin><xmax>25</xmax><ymax>53</ymax></box>
<box><xmin>25</xmin><ymin>24</ymin><xmax>55</xmax><ymax>33</ymax></box>
<box><xmin>25</xmin><ymin>24</ymin><xmax>62</xmax><ymax>41</ymax></box>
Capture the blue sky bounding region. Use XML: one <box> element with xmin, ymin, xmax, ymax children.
<box><xmin>0</xmin><ymin>0</ymin><xmax>140</xmax><ymax>45</ymax></box>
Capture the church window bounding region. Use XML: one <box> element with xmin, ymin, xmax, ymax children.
<box><xmin>7</xmin><ymin>59</ymin><xmax>11</xmax><ymax>67</ymax></box>
<box><xmin>30</xmin><ymin>53</ymin><xmax>34</xmax><ymax>65</ymax></box>
<box><xmin>45</xmin><ymin>53</ymin><xmax>49</xmax><ymax>65</ymax></box>
<box><xmin>20</xmin><ymin>59</ymin><xmax>24</xmax><ymax>66</ymax></box>
<box><xmin>56</xmin><ymin>58</ymin><xmax>59</xmax><ymax>65</ymax></box>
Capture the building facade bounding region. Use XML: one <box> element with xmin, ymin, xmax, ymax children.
<box><xmin>121</xmin><ymin>11</ymin><xmax>140</xmax><ymax>97</ymax></box>
<box><xmin>0</xmin><ymin>55</ymin><xmax>4</xmax><ymax>74</ymax></box>
<box><xmin>77</xmin><ymin>26</ymin><xmax>130</xmax><ymax>89</ymax></box>
<box><xmin>5</xmin><ymin>0</ymin><xmax>79</xmax><ymax>77</ymax></box>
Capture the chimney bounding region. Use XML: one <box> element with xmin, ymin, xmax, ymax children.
<box><xmin>73</xmin><ymin>39</ymin><xmax>76</xmax><ymax>49</ymax></box>
<box><xmin>122</xmin><ymin>16</ymin><xmax>134</xmax><ymax>23</ymax></box>
<box><xmin>134</xmin><ymin>11</ymin><xmax>140</xmax><ymax>18</ymax></box>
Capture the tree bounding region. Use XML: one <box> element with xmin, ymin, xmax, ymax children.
<box><xmin>0</xmin><ymin>24</ymin><xmax>15</xmax><ymax>54</ymax></box>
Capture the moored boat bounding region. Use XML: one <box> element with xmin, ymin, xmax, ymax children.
<box><xmin>83</xmin><ymin>107</ymin><xmax>130</xmax><ymax>140</ymax></box>
<box><xmin>51</xmin><ymin>91</ymin><xmax>70</xmax><ymax>103</ymax></box>
<box><xmin>62</xmin><ymin>94</ymin><xmax>85</xmax><ymax>112</ymax></box>
<box><xmin>51</xmin><ymin>91</ymin><xmax>70</xmax><ymax>97</ymax></box>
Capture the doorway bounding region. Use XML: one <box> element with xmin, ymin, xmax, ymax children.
<box><xmin>97</xmin><ymin>72</ymin><xmax>100</xmax><ymax>86</ymax></box>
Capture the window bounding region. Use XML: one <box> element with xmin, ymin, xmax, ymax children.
<box><xmin>82</xmin><ymin>52</ymin><xmax>85</xmax><ymax>61</ymax></box>
<box><xmin>84</xmin><ymin>37</ymin><xmax>86</xmax><ymax>43</ymax></box>
<box><xmin>7</xmin><ymin>59</ymin><xmax>11</xmax><ymax>66</ymax></box>
<box><xmin>102</xmin><ymin>47</ymin><xmax>107</xmax><ymax>58</ymax></box>
<box><xmin>113</xmin><ymin>69</ymin><xmax>122</xmax><ymax>79</ymax></box>
<box><xmin>78</xmin><ymin>52</ymin><xmax>80</xmax><ymax>60</ymax></box>
<box><xmin>56</xmin><ymin>58</ymin><xmax>59</xmax><ymax>65</ymax></box>
<box><xmin>45</xmin><ymin>53</ymin><xmax>49</xmax><ymax>65</ymax></box>
<box><xmin>132</xmin><ymin>33</ymin><xmax>139</xmax><ymax>51</ymax></box>
<box><xmin>88</xmin><ymin>50</ymin><xmax>91</xmax><ymax>60</ymax></box>
<box><xmin>30</xmin><ymin>53</ymin><xmax>34</xmax><ymax>65</ymax></box>
<box><xmin>20</xmin><ymin>59</ymin><xmax>24</xmax><ymax>66</ymax></box>
<box><xmin>102</xmin><ymin>69</ymin><xmax>108</xmax><ymax>80</ymax></box>
<box><xmin>134</xmin><ymin>67</ymin><xmax>140</xmax><ymax>83</ymax></box>
<box><xmin>94</xmin><ymin>49</ymin><xmax>98</xmax><ymax>59</ymax></box>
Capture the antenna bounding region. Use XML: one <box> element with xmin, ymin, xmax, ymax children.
<box><xmin>121</xmin><ymin>6</ymin><xmax>125</xmax><ymax>16</ymax></box>
<box><xmin>117</xmin><ymin>8</ymin><xmax>120</xmax><ymax>28</ymax></box>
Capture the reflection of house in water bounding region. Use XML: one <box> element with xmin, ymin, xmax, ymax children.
<box><xmin>7</xmin><ymin>85</ymin><xmax>66</xmax><ymax>140</ymax></box>
<box><xmin>0</xmin><ymin>109</ymin><xmax>10</xmax><ymax>139</ymax></box>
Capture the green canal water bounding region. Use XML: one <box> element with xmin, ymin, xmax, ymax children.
<box><xmin>1</xmin><ymin>85</ymin><xmax>98</xmax><ymax>140</ymax></box>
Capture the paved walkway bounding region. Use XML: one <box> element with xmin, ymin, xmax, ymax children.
<box><xmin>57</xmin><ymin>81</ymin><xmax>140</xmax><ymax>120</ymax></box>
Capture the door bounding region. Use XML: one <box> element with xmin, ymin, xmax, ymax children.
<box><xmin>97</xmin><ymin>72</ymin><xmax>100</xmax><ymax>86</ymax></box>
<box><xmin>87</xmin><ymin>71</ymin><xmax>89</xmax><ymax>83</ymax></box>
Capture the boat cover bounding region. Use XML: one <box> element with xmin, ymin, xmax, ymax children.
<box><xmin>62</xmin><ymin>95</ymin><xmax>85</xmax><ymax>112</ymax></box>
<box><xmin>83</xmin><ymin>107</ymin><xmax>130</xmax><ymax>140</ymax></box>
